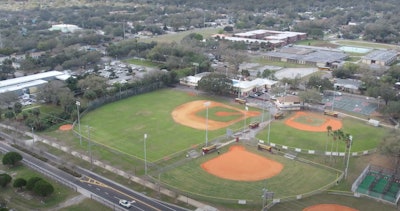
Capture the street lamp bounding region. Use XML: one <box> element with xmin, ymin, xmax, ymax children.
<box><xmin>344</xmin><ymin>135</ymin><xmax>353</xmax><ymax>179</ymax></box>
<box><xmin>204</xmin><ymin>101</ymin><xmax>211</xmax><ymax>147</ymax></box>
<box><xmin>76</xmin><ymin>101</ymin><xmax>82</xmax><ymax>145</ymax></box>
<box><xmin>267</xmin><ymin>106</ymin><xmax>271</xmax><ymax>145</ymax></box>
<box><xmin>144</xmin><ymin>133</ymin><xmax>147</xmax><ymax>175</ymax></box>
<box><xmin>31</xmin><ymin>126</ymin><xmax>35</xmax><ymax>144</ymax></box>
<box><xmin>87</xmin><ymin>125</ymin><xmax>93</xmax><ymax>169</ymax></box>
<box><xmin>243</xmin><ymin>105</ymin><xmax>248</xmax><ymax>136</ymax></box>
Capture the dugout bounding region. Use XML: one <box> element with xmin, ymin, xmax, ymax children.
<box><xmin>202</xmin><ymin>145</ymin><xmax>217</xmax><ymax>154</ymax></box>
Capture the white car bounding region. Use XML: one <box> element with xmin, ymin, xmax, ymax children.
<box><xmin>119</xmin><ymin>199</ymin><xmax>135</xmax><ymax>208</ymax></box>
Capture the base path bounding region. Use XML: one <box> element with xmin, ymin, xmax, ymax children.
<box><xmin>303</xmin><ymin>204</ymin><xmax>358</xmax><ymax>211</ymax></box>
<box><xmin>172</xmin><ymin>100</ymin><xmax>260</xmax><ymax>130</ymax></box>
<box><xmin>285</xmin><ymin>111</ymin><xmax>342</xmax><ymax>132</ymax></box>
<box><xmin>201</xmin><ymin>145</ymin><xmax>283</xmax><ymax>181</ymax></box>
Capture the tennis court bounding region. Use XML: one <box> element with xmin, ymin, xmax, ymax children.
<box><xmin>323</xmin><ymin>94</ymin><xmax>378</xmax><ymax>116</ymax></box>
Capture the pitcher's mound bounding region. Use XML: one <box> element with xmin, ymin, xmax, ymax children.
<box><xmin>59</xmin><ymin>124</ymin><xmax>73</xmax><ymax>131</ymax></box>
<box><xmin>303</xmin><ymin>204</ymin><xmax>358</xmax><ymax>211</ymax></box>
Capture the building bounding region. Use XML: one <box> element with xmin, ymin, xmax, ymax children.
<box><xmin>334</xmin><ymin>78</ymin><xmax>362</xmax><ymax>94</ymax></box>
<box><xmin>265</xmin><ymin>45</ymin><xmax>348</xmax><ymax>68</ymax></box>
<box><xmin>234</xmin><ymin>30</ymin><xmax>307</xmax><ymax>46</ymax></box>
<box><xmin>275</xmin><ymin>95</ymin><xmax>302</xmax><ymax>110</ymax></box>
<box><xmin>233</xmin><ymin>78</ymin><xmax>278</xmax><ymax>98</ymax></box>
<box><xmin>49</xmin><ymin>24</ymin><xmax>82</xmax><ymax>33</ymax></box>
<box><xmin>361</xmin><ymin>50</ymin><xmax>398</xmax><ymax>66</ymax></box>
<box><xmin>0</xmin><ymin>71</ymin><xmax>71</xmax><ymax>95</ymax></box>
<box><xmin>212</xmin><ymin>30</ymin><xmax>307</xmax><ymax>49</ymax></box>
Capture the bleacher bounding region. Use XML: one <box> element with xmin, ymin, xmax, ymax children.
<box><xmin>356</xmin><ymin>173</ymin><xmax>376</xmax><ymax>194</ymax></box>
<box><xmin>355</xmin><ymin>169</ymin><xmax>400</xmax><ymax>204</ymax></box>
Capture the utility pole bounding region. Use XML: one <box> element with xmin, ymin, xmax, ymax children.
<box><xmin>87</xmin><ymin>125</ymin><xmax>93</xmax><ymax>169</ymax></box>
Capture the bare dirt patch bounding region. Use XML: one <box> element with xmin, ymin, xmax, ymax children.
<box><xmin>285</xmin><ymin>111</ymin><xmax>342</xmax><ymax>132</ymax></box>
<box><xmin>59</xmin><ymin>124</ymin><xmax>73</xmax><ymax>131</ymax></box>
<box><xmin>303</xmin><ymin>204</ymin><xmax>358</xmax><ymax>211</ymax></box>
<box><xmin>171</xmin><ymin>100</ymin><xmax>260</xmax><ymax>130</ymax></box>
<box><xmin>201</xmin><ymin>145</ymin><xmax>283</xmax><ymax>181</ymax></box>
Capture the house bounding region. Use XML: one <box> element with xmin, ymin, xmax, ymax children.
<box><xmin>275</xmin><ymin>95</ymin><xmax>302</xmax><ymax>110</ymax></box>
<box><xmin>233</xmin><ymin>78</ymin><xmax>278</xmax><ymax>98</ymax></box>
<box><xmin>361</xmin><ymin>50</ymin><xmax>398</xmax><ymax>66</ymax></box>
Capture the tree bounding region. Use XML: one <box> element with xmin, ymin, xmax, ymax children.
<box><xmin>33</xmin><ymin>180</ymin><xmax>54</xmax><ymax>197</ymax></box>
<box><xmin>2</xmin><ymin>152</ymin><xmax>22</xmax><ymax>166</ymax></box>
<box><xmin>0</xmin><ymin>174</ymin><xmax>12</xmax><ymax>188</ymax></box>
<box><xmin>307</xmin><ymin>75</ymin><xmax>333</xmax><ymax>92</ymax></box>
<box><xmin>298</xmin><ymin>89</ymin><xmax>322</xmax><ymax>104</ymax></box>
<box><xmin>78</xmin><ymin>75</ymin><xmax>108</xmax><ymax>100</ymax></box>
<box><xmin>26</xmin><ymin>177</ymin><xmax>42</xmax><ymax>191</ymax></box>
<box><xmin>378</xmin><ymin>131</ymin><xmax>400</xmax><ymax>174</ymax></box>
<box><xmin>197</xmin><ymin>73</ymin><xmax>233</xmax><ymax>96</ymax></box>
<box><xmin>13</xmin><ymin>178</ymin><xmax>27</xmax><ymax>190</ymax></box>
<box><xmin>0</xmin><ymin>59</ymin><xmax>15</xmax><ymax>80</ymax></box>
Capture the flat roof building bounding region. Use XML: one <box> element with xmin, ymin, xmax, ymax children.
<box><xmin>361</xmin><ymin>50</ymin><xmax>398</xmax><ymax>66</ymax></box>
<box><xmin>264</xmin><ymin>45</ymin><xmax>348</xmax><ymax>67</ymax></box>
<box><xmin>0</xmin><ymin>71</ymin><xmax>70</xmax><ymax>95</ymax></box>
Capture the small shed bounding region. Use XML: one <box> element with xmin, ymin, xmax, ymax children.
<box><xmin>367</xmin><ymin>119</ymin><xmax>380</xmax><ymax>127</ymax></box>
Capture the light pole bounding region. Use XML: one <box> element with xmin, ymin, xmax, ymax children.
<box><xmin>243</xmin><ymin>105</ymin><xmax>248</xmax><ymax>136</ymax></box>
<box><xmin>76</xmin><ymin>101</ymin><xmax>82</xmax><ymax>145</ymax></box>
<box><xmin>204</xmin><ymin>101</ymin><xmax>211</xmax><ymax>147</ymax></box>
<box><xmin>144</xmin><ymin>133</ymin><xmax>147</xmax><ymax>175</ymax></box>
<box><xmin>267</xmin><ymin>106</ymin><xmax>271</xmax><ymax>145</ymax></box>
<box><xmin>31</xmin><ymin>126</ymin><xmax>34</xmax><ymax>144</ymax></box>
<box><xmin>87</xmin><ymin>125</ymin><xmax>93</xmax><ymax>169</ymax></box>
<box><xmin>344</xmin><ymin>135</ymin><xmax>353</xmax><ymax>179</ymax></box>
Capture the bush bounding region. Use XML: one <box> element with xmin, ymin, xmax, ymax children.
<box><xmin>33</xmin><ymin>180</ymin><xmax>54</xmax><ymax>197</ymax></box>
<box><xmin>26</xmin><ymin>176</ymin><xmax>42</xmax><ymax>190</ymax></box>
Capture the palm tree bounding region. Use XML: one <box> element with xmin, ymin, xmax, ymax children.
<box><xmin>325</xmin><ymin>125</ymin><xmax>332</xmax><ymax>153</ymax></box>
<box><xmin>326</xmin><ymin>125</ymin><xmax>332</xmax><ymax>136</ymax></box>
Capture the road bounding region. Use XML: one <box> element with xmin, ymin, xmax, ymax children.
<box><xmin>0</xmin><ymin>136</ymin><xmax>189</xmax><ymax>211</ymax></box>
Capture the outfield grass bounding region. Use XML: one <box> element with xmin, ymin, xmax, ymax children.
<box><xmin>160</xmin><ymin>144</ymin><xmax>338</xmax><ymax>202</ymax></box>
<box><xmin>256</xmin><ymin>114</ymin><xmax>390</xmax><ymax>152</ymax></box>
<box><xmin>78</xmin><ymin>89</ymin><xmax>256</xmax><ymax>162</ymax></box>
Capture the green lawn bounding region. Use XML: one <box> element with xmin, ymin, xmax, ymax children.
<box><xmin>78</xmin><ymin>89</ymin><xmax>254</xmax><ymax>162</ymax></box>
<box><xmin>160</xmin><ymin>144</ymin><xmax>338</xmax><ymax>203</ymax></box>
<box><xmin>0</xmin><ymin>162</ymin><xmax>79</xmax><ymax>210</ymax></box>
<box><xmin>256</xmin><ymin>115</ymin><xmax>389</xmax><ymax>153</ymax></box>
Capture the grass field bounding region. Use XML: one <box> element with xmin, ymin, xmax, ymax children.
<box><xmin>256</xmin><ymin>115</ymin><xmax>390</xmax><ymax>152</ymax></box>
<box><xmin>138</xmin><ymin>27</ymin><xmax>220</xmax><ymax>43</ymax></box>
<box><xmin>0</xmin><ymin>161</ymin><xmax>80</xmax><ymax>210</ymax></box>
<box><xmin>78</xmin><ymin>89</ymin><xmax>256</xmax><ymax>162</ymax></box>
<box><xmin>160</xmin><ymin>143</ymin><xmax>339</xmax><ymax>204</ymax></box>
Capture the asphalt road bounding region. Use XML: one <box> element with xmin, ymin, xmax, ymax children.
<box><xmin>0</xmin><ymin>135</ymin><xmax>189</xmax><ymax>211</ymax></box>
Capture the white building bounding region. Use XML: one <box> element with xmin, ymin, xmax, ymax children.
<box><xmin>49</xmin><ymin>24</ymin><xmax>82</xmax><ymax>33</ymax></box>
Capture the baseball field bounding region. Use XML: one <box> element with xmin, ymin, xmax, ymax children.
<box><xmin>68</xmin><ymin>88</ymin><xmax>390</xmax><ymax>209</ymax></box>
